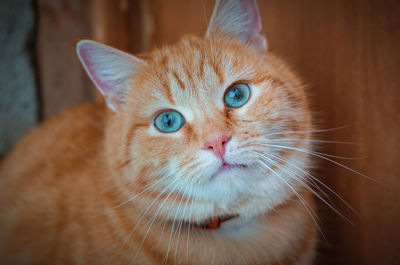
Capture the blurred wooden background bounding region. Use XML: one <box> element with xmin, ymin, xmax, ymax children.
<box><xmin>2</xmin><ymin>0</ymin><xmax>400</xmax><ymax>264</ymax></box>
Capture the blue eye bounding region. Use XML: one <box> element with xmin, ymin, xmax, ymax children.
<box><xmin>154</xmin><ymin>110</ymin><xmax>185</xmax><ymax>133</ymax></box>
<box><xmin>224</xmin><ymin>83</ymin><xmax>251</xmax><ymax>108</ymax></box>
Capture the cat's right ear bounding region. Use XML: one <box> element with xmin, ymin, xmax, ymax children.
<box><xmin>206</xmin><ymin>0</ymin><xmax>267</xmax><ymax>52</ymax></box>
<box><xmin>76</xmin><ymin>40</ymin><xmax>147</xmax><ymax>112</ymax></box>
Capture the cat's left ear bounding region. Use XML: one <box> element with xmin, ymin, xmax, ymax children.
<box><xmin>206</xmin><ymin>0</ymin><xmax>267</xmax><ymax>52</ymax></box>
<box><xmin>76</xmin><ymin>40</ymin><xmax>147</xmax><ymax>112</ymax></box>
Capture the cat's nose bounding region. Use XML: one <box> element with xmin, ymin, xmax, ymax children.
<box><xmin>203</xmin><ymin>135</ymin><xmax>231</xmax><ymax>158</ymax></box>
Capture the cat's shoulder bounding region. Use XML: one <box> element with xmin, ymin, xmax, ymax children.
<box><xmin>33</xmin><ymin>102</ymin><xmax>107</xmax><ymax>144</ymax></box>
<box><xmin>0</xmin><ymin>103</ymin><xmax>110</xmax><ymax>264</ymax></box>
<box><xmin>0</xmin><ymin>102</ymin><xmax>107</xmax><ymax>182</ymax></box>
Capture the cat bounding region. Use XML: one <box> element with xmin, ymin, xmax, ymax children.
<box><xmin>0</xmin><ymin>0</ymin><xmax>317</xmax><ymax>264</ymax></box>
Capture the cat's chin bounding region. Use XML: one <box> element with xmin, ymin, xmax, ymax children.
<box><xmin>193</xmin><ymin>163</ymin><xmax>263</xmax><ymax>204</ymax></box>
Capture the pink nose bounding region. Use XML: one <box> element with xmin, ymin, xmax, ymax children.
<box><xmin>203</xmin><ymin>135</ymin><xmax>231</xmax><ymax>158</ymax></box>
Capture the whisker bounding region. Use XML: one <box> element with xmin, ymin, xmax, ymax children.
<box><xmin>110</xmin><ymin>175</ymin><xmax>169</xmax><ymax>209</ymax></box>
<box><xmin>156</xmin><ymin>166</ymin><xmax>200</xmax><ymax>251</ymax></box>
<box><xmin>255</xmin><ymin>152</ymin><xmax>353</xmax><ymax>224</ymax></box>
<box><xmin>267</xmin><ymin>153</ymin><xmax>359</xmax><ymax>217</ymax></box>
<box><xmin>133</xmin><ymin>165</ymin><xmax>199</xmax><ymax>262</ymax></box>
<box><xmin>185</xmin><ymin>182</ymin><xmax>199</xmax><ymax>265</ymax></box>
<box><xmin>268</xmin><ymin>138</ymin><xmax>359</xmax><ymax>145</ymax></box>
<box><xmin>261</xmin><ymin>143</ymin><xmax>379</xmax><ymax>183</ymax></box>
<box><xmin>115</xmin><ymin>173</ymin><xmax>181</xmax><ymax>257</ymax></box>
<box><xmin>132</xmin><ymin>175</ymin><xmax>183</xmax><ymax>231</ymax></box>
<box><xmin>255</xmin><ymin>158</ymin><xmax>326</xmax><ymax>241</ymax></box>
<box><xmin>130</xmin><ymin>164</ymin><xmax>200</xmax><ymax>264</ymax></box>
<box><xmin>251</xmin><ymin>150</ymin><xmax>331</xmax><ymax>201</ymax></box>
<box><xmin>164</xmin><ymin>179</ymin><xmax>191</xmax><ymax>265</ymax></box>
<box><xmin>130</xmin><ymin>178</ymin><xmax>186</xmax><ymax>263</ymax></box>
<box><xmin>263</xmin><ymin>123</ymin><xmax>356</xmax><ymax>137</ymax></box>
<box><xmin>173</xmin><ymin>178</ymin><xmax>200</xmax><ymax>265</ymax></box>
<box><xmin>260</xmin><ymin>141</ymin><xmax>364</xmax><ymax>160</ymax></box>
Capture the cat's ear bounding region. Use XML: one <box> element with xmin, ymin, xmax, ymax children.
<box><xmin>206</xmin><ymin>0</ymin><xmax>267</xmax><ymax>52</ymax></box>
<box><xmin>76</xmin><ymin>40</ymin><xmax>147</xmax><ymax>112</ymax></box>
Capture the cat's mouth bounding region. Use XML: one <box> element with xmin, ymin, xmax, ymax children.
<box><xmin>221</xmin><ymin>162</ymin><xmax>247</xmax><ymax>170</ymax></box>
<box><xmin>211</xmin><ymin>162</ymin><xmax>248</xmax><ymax>179</ymax></box>
<box><xmin>193</xmin><ymin>214</ymin><xmax>239</xmax><ymax>230</ymax></box>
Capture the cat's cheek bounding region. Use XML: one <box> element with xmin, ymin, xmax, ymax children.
<box><xmin>223</xmin><ymin>138</ymin><xmax>255</xmax><ymax>165</ymax></box>
<box><xmin>196</xmin><ymin>150</ymin><xmax>223</xmax><ymax>176</ymax></box>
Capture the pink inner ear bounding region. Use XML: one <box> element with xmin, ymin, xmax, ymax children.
<box><xmin>246</xmin><ymin>0</ymin><xmax>264</xmax><ymax>36</ymax></box>
<box><xmin>207</xmin><ymin>0</ymin><xmax>267</xmax><ymax>51</ymax></box>
<box><xmin>78</xmin><ymin>47</ymin><xmax>107</xmax><ymax>96</ymax></box>
<box><xmin>76</xmin><ymin>40</ymin><xmax>146</xmax><ymax>112</ymax></box>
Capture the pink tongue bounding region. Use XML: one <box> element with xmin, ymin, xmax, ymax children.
<box><xmin>221</xmin><ymin>163</ymin><xmax>233</xmax><ymax>171</ymax></box>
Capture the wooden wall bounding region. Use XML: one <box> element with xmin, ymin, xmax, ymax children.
<box><xmin>258</xmin><ymin>1</ymin><xmax>400</xmax><ymax>264</ymax></box>
<box><xmin>35</xmin><ymin>0</ymin><xmax>400</xmax><ymax>264</ymax></box>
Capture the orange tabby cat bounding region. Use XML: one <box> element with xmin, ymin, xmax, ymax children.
<box><xmin>0</xmin><ymin>0</ymin><xmax>317</xmax><ymax>264</ymax></box>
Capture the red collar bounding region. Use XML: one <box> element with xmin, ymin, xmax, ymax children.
<box><xmin>194</xmin><ymin>215</ymin><xmax>238</xmax><ymax>230</ymax></box>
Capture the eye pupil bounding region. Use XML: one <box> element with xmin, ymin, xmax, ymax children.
<box><xmin>163</xmin><ymin>115</ymin><xmax>172</xmax><ymax>127</ymax></box>
<box><xmin>233</xmin><ymin>88</ymin><xmax>241</xmax><ymax>99</ymax></box>
<box><xmin>228</xmin><ymin>88</ymin><xmax>241</xmax><ymax>100</ymax></box>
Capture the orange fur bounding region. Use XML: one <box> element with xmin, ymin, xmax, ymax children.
<box><xmin>0</xmin><ymin>9</ymin><xmax>317</xmax><ymax>264</ymax></box>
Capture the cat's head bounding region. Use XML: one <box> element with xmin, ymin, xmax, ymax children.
<box><xmin>77</xmin><ymin>0</ymin><xmax>311</xmax><ymax>234</ymax></box>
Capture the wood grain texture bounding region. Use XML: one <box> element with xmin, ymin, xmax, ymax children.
<box><xmin>257</xmin><ymin>1</ymin><xmax>400</xmax><ymax>264</ymax></box>
<box><xmin>146</xmin><ymin>0</ymin><xmax>214</xmax><ymax>46</ymax></box>
<box><xmin>90</xmin><ymin>0</ymin><xmax>144</xmax><ymax>53</ymax></box>
<box><xmin>37</xmin><ymin>0</ymin><xmax>94</xmax><ymax>117</ymax></box>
